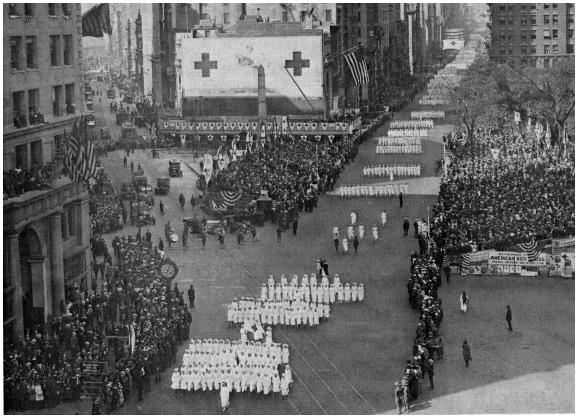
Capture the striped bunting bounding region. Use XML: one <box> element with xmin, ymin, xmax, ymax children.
<box><xmin>82</xmin><ymin>4</ymin><xmax>112</xmax><ymax>38</ymax></box>
<box><xmin>344</xmin><ymin>52</ymin><xmax>369</xmax><ymax>86</ymax></box>
<box><xmin>460</xmin><ymin>253</ymin><xmax>470</xmax><ymax>271</ymax></box>
<box><xmin>220</xmin><ymin>191</ymin><xmax>243</xmax><ymax>206</ymax></box>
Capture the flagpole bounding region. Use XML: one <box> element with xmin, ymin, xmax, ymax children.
<box><xmin>427</xmin><ymin>206</ymin><xmax>431</xmax><ymax>252</ymax></box>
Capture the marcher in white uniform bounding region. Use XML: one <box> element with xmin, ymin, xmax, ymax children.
<box><xmin>350</xmin><ymin>211</ymin><xmax>357</xmax><ymax>225</ymax></box>
<box><xmin>347</xmin><ymin>225</ymin><xmax>354</xmax><ymax>240</ymax></box>
<box><xmin>381</xmin><ymin>210</ymin><xmax>387</xmax><ymax>227</ymax></box>
<box><xmin>372</xmin><ymin>225</ymin><xmax>379</xmax><ymax>241</ymax></box>
<box><xmin>171</xmin><ymin>369</ymin><xmax>181</xmax><ymax>390</ymax></box>
<box><xmin>358</xmin><ymin>223</ymin><xmax>365</xmax><ymax>240</ymax></box>
<box><xmin>220</xmin><ymin>382</ymin><xmax>230</xmax><ymax>411</ymax></box>
<box><xmin>351</xmin><ymin>283</ymin><xmax>358</xmax><ymax>302</ymax></box>
<box><xmin>358</xmin><ymin>284</ymin><xmax>365</xmax><ymax>302</ymax></box>
<box><xmin>342</xmin><ymin>237</ymin><xmax>349</xmax><ymax>253</ymax></box>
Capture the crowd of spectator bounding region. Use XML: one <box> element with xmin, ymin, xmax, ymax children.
<box><xmin>89</xmin><ymin>176</ymin><xmax>125</xmax><ymax>235</ymax></box>
<box><xmin>395</xmin><ymin>251</ymin><xmax>445</xmax><ymax>414</ymax></box>
<box><xmin>210</xmin><ymin>115</ymin><xmax>385</xmax><ymax>222</ymax></box>
<box><xmin>4</xmin><ymin>233</ymin><xmax>192</xmax><ymax>414</ymax></box>
<box><xmin>432</xmin><ymin>127</ymin><xmax>575</xmax><ymax>253</ymax></box>
<box><xmin>3</xmin><ymin>161</ymin><xmax>61</xmax><ymax>199</ymax></box>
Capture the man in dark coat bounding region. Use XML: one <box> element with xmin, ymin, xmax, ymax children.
<box><xmin>353</xmin><ymin>236</ymin><xmax>359</xmax><ymax>253</ymax></box>
<box><xmin>188</xmin><ymin>285</ymin><xmax>195</xmax><ymax>309</ymax></box>
<box><xmin>413</xmin><ymin>220</ymin><xmax>419</xmax><ymax>238</ymax></box>
<box><xmin>427</xmin><ymin>359</ymin><xmax>435</xmax><ymax>390</ymax></box>
<box><xmin>399</xmin><ymin>192</ymin><xmax>403</xmax><ymax>207</ymax></box>
<box><xmin>506</xmin><ymin>305</ymin><xmax>512</xmax><ymax>331</ymax></box>
<box><xmin>179</xmin><ymin>193</ymin><xmax>185</xmax><ymax>210</ymax></box>
<box><xmin>292</xmin><ymin>219</ymin><xmax>298</xmax><ymax>235</ymax></box>
<box><xmin>462</xmin><ymin>340</ymin><xmax>472</xmax><ymax>367</ymax></box>
<box><xmin>403</xmin><ymin>218</ymin><xmax>410</xmax><ymax>236</ymax></box>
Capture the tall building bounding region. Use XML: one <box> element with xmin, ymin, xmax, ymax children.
<box><xmin>488</xmin><ymin>3</ymin><xmax>575</xmax><ymax>66</ymax></box>
<box><xmin>4</xmin><ymin>3</ymin><xmax>92</xmax><ymax>341</ymax></box>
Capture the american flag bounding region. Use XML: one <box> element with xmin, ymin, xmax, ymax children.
<box><xmin>461</xmin><ymin>253</ymin><xmax>471</xmax><ymax>271</ymax></box>
<box><xmin>517</xmin><ymin>240</ymin><xmax>540</xmax><ymax>262</ymax></box>
<box><xmin>344</xmin><ymin>52</ymin><xmax>369</xmax><ymax>86</ymax></box>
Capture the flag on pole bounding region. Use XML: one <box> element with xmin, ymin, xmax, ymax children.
<box><xmin>344</xmin><ymin>52</ymin><xmax>369</xmax><ymax>86</ymax></box>
<box><xmin>83</xmin><ymin>141</ymin><xmax>98</xmax><ymax>181</ymax></box>
<box><xmin>82</xmin><ymin>4</ymin><xmax>112</xmax><ymax>38</ymax></box>
<box><xmin>545</xmin><ymin>123</ymin><xmax>551</xmax><ymax>149</ymax></box>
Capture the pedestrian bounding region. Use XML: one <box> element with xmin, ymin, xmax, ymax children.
<box><xmin>251</xmin><ymin>226</ymin><xmax>257</xmax><ymax>242</ymax></box>
<box><xmin>123</xmin><ymin>155</ymin><xmax>127</xmax><ymax>168</ymax></box>
<box><xmin>276</xmin><ymin>226</ymin><xmax>283</xmax><ymax>243</ymax></box>
<box><xmin>427</xmin><ymin>359</ymin><xmax>435</xmax><ymax>390</ymax></box>
<box><xmin>443</xmin><ymin>264</ymin><xmax>451</xmax><ymax>283</ymax></box>
<box><xmin>182</xmin><ymin>227</ymin><xmax>188</xmax><ymax>249</ymax></box>
<box><xmin>292</xmin><ymin>219</ymin><xmax>298</xmax><ymax>235</ymax></box>
<box><xmin>460</xmin><ymin>291</ymin><xmax>469</xmax><ymax>313</ymax></box>
<box><xmin>506</xmin><ymin>305</ymin><xmax>512</xmax><ymax>331</ymax></box>
<box><xmin>399</xmin><ymin>192</ymin><xmax>403</xmax><ymax>208</ymax></box>
<box><xmin>218</xmin><ymin>233</ymin><xmax>225</xmax><ymax>248</ymax></box>
<box><xmin>159</xmin><ymin>200</ymin><xmax>165</xmax><ymax>216</ymax></box>
<box><xmin>462</xmin><ymin>340</ymin><xmax>472</xmax><ymax>367</ymax></box>
<box><xmin>190</xmin><ymin>194</ymin><xmax>196</xmax><ymax>210</ymax></box>
<box><xmin>413</xmin><ymin>219</ymin><xmax>419</xmax><ymax>238</ymax></box>
<box><xmin>334</xmin><ymin>237</ymin><xmax>339</xmax><ymax>253</ymax></box>
<box><xmin>201</xmin><ymin>232</ymin><xmax>207</xmax><ymax>248</ymax></box>
<box><xmin>179</xmin><ymin>193</ymin><xmax>185</xmax><ymax>210</ymax></box>
<box><xmin>188</xmin><ymin>285</ymin><xmax>195</xmax><ymax>309</ymax></box>
<box><xmin>145</xmin><ymin>229</ymin><xmax>152</xmax><ymax>244</ymax></box>
<box><xmin>130</xmin><ymin>161</ymin><xmax>134</xmax><ymax>172</ymax></box>
<box><xmin>394</xmin><ymin>382</ymin><xmax>404</xmax><ymax>415</ymax></box>
<box><xmin>403</xmin><ymin>218</ymin><xmax>410</xmax><ymax>236</ymax></box>
<box><xmin>353</xmin><ymin>236</ymin><xmax>359</xmax><ymax>253</ymax></box>
<box><xmin>237</xmin><ymin>230</ymin><xmax>244</xmax><ymax>246</ymax></box>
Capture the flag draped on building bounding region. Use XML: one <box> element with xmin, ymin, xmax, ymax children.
<box><xmin>344</xmin><ymin>52</ymin><xmax>369</xmax><ymax>86</ymax></box>
<box><xmin>82</xmin><ymin>3</ymin><xmax>112</xmax><ymax>38</ymax></box>
<box><xmin>61</xmin><ymin>116</ymin><xmax>99</xmax><ymax>183</ymax></box>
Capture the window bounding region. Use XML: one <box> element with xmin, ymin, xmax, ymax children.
<box><xmin>530</xmin><ymin>4</ymin><xmax>536</xmax><ymax>9</ymax></box>
<box><xmin>544</xmin><ymin>3</ymin><xmax>549</xmax><ymax>9</ymax></box>
<box><xmin>531</xmin><ymin>45</ymin><xmax>537</xmax><ymax>54</ymax></box>
<box><xmin>508</xmin><ymin>30</ymin><xmax>514</xmax><ymax>40</ymax></box>
<box><xmin>544</xmin><ymin>29</ymin><xmax>551</xmax><ymax>39</ymax></box>
<box><xmin>521</xmin><ymin>14</ymin><xmax>527</xmax><ymax>25</ymax></box>
<box><xmin>24</xmin><ymin>3</ymin><xmax>34</xmax><ymax>16</ymax></box>
<box><xmin>568</xmin><ymin>44</ymin><xmax>575</xmax><ymax>54</ymax></box>
<box><xmin>30</xmin><ymin>140</ymin><xmax>42</xmax><ymax>168</ymax></box>
<box><xmin>48</xmin><ymin>3</ymin><xmax>57</xmax><ymax>16</ymax></box>
<box><xmin>65</xmin><ymin>83</ymin><xmax>75</xmax><ymax>114</ymax></box>
<box><xmin>301</xmin><ymin>11</ymin><xmax>307</xmax><ymax>22</ymax></box>
<box><xmin>552</xmin><ymin>3</ymin><xmax>558</xmax><ymax>8</ymax></box>
<box><xmin>553</xmin><ymin>29</ymin><xmax>558</xmax><ymax>39</ymax></box>
<box><xmin>508</xmin><ymin>4</ymin><xmax>514</xmax><ymax>9</ymax></box>
<box><xmin>63</xmin><ymin>35</ymin><xmax>73</xmax><ymax>65</ymax></box>
<box><xmin>544</xmin><ymin>44</ymin><xmax>550</xmax><ymax>54</ymax></box>
<box><xmin>521</xmin><ymin>59</ymin><xmax>528</xmax><ymax>65</ymax></box>
<box><xmin>25</xmin><ymin>36</ymin><xmax>37</xmax><ymax>69</ymax></box>
<box><xmin>53</xmin><ymin>85</ymin><xmax>62</xmax><ymax>117</ymax></box>
<box><xmin>61</xmin><ymin>3</ymin><xmax>71</xmax><ymax>17</ymax></box>
<box><xmin>568</xmin><ymin>29</ymin><xmax>574</xmax><ymax>39</ymax></box>
<box><xmin>499</xmin><ymin>15</ymin><xmax>505</xmax><ymax>25</ymax></box>
<box><xmin>326</xmin><ymin>9</ymin><xmax>332</xmax><ymax>22</ymax></box>
<box><xmin>282</xmin><ymin>11</ymin><xmax>288</xmax><ymax>22</ymax></box>
<box><xmin>521</xmin><ymin>30</ymin><xmax>527</xmax><ymax>40</ymax></box>
<box><xmin>508</xmin><ymin>45</ymin><xmax>514</xmax><ymax>55</ymax></box>
<box><xmin>200</xmin><ymin>13</ymin><xmax>208</xmax><ymax>20</ymax></box>
<box><xmin>521</xmin><ymin>4</ymin><xmax>527</xmax><ymax>9</ymax></box>
<box><xmin>223</xmin><ymin>13</ymin><xmax>229</xmax><ymax>23</ymax></box>
<box><xmin>500</xmin><ymin>45</ymin><xmax>506</xmax><ymax>55</ymax></box>
<box><xmin>499</xmin><ymin>3</ymin><xmax>506</xmax><ymax>10</ymax></box>
<box><xmin>531</xmin><ymin>15</ymin><xmax>536</xmax><ymax>24</ymax></box>
<box><xmin>13</xmin><ymin>91</ymin><xmax>26</xmax><ymax>128</ymax></box>
<box><xmin>569</xmin><ymin>16</ymin><xmax>574</xmax><ymax>24</ymax></box>
<box><xmin>521</xmin><ymin>44</ymin><xmax>528</xmax><ymax>54</ymax></box>
<box><xmin>552</xmin><ymin>14</ymin><xmax>558</xmax><ymax>24</ymax></box>
<box><xmin>553</xmin><ymin>44</ymin><xmax>559</xmax><ymax>54</ymax></box>
<box><xmin>544</xmin><ymin>15</ymin><xmax>550</xmax><ymax>24</ymax></box>
<box><xmin>508</xmin><ymin>14</ymin><xmax>514</xmax><ymax>24</ymax></box>
<box><xmin>50</xmin><ymin>35</ymin><xmax>60</xmax><ymax>66</ymax></box>
<box><xmin>531</xmin><ymin>30</ymin><xmax>537</xmax><ymax>39</ymax></box>
<box><xmin>500</xmin><ymin>30</ymin><xmax>506</xmax><ymax>40</ymax></box>
<box><xmin>10</xmin><ymin>37</ymin><xmax>22</xmax><ymax>71</ymax></box>
<box><xmin>8</xmin><ymin>3</ymin><xmax>20</xmax><ymax>16</ymax></box>
<box><xmin>28</xmin><ymin>89</ymin><xmax>39</xmax><ymax>124</ymax></box>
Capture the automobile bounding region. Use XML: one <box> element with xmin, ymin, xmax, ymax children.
<box><xmin>121</xmin><ymin>182</ymin><xmax>136</xmax><ymax>200</ymax></box>
<box><xmin>136</xmin><ymin>192</ymin><xmax>155</xmax><ymax>208</ymax></box>
<box><xmin>86</xmin><ymin>100</ymin><xmax>94</xmax><ymax>111</ymax></box>
<box><xmin>107</xmin><ymin>89</ymin><xmax>116</xmax><ymax>99</ymax></box>
<box><xmin>134</xmin><ymin>115</ymin><xmax>147</xmax><ymax>128</ymax></box>
<box><xmin>96</xmin><ymin>76</ymin><xmax>104</xmax><ymax>82</ymax></box>
<box><xmin>169</xmin><ymin>160</ymin><xmax>183</xmax><ymax>177</ymax></box>
<box><xmin>122</xmin><ymin>122</ymin><xmax>137</xmax><ymax>140</ymax></box>
<box><xmin>133</xmin><ymin>176</ymin><xmax>152</xmax><ymax>194</ymax></box>
<box><xmin>116</xmin><ymin>111</ymin><xmax>129</xmax><ymax>125</ymax></box>
<box><xmin>100</xmin><ymin>127</ymin><xmax>111</xmax><ymax>141</ymax></box>
<box><xmin>123</xmin><ymin>94</ymin><xmax>134</xmax><ymax>104</ymax></box>
<box><xmin>155</xmin><ymin>177</ymin><xmax>170</xmax><ymax>195</ymax></box>
<box><xmin>196</xmin><ymin>174</ymin><xmax>206</xmax><ymax>190</ymax></box>
<box><xmin>130</xmin><ymin>203</ymin><xmax>156</xmax><ymax>226</ymax></box>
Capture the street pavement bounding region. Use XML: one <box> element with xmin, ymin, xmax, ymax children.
<box><xmin>12</xmin><ymin>81</ymin><xmax>574</xmax><ymax>415</ymax></box>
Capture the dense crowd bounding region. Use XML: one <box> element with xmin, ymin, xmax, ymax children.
<box><xmin>3</xmin><ymin>161</ymin><xmax>60</xmax><ymax>198</ymax></box>
<box><xmin>211</xmin><ymin>116</ymin><xmax>385</xmax><ymax>220</ymax></box>
<box><xmin>432</xmin><ymin>127</ymin><xmax>575</xmax><ymax>252</ymax></box>
<box><xmin>395</xmin><ymin>251</ymin><xmax>445</xmax><ymax>414</ymax></box>
<box><xmin>89</xmin><ymin>176</ymin><xmax>125</xmax><ymax>235</ymax></box>
<box><xmin>3</xmin><ymin>234</ymin><xmax>192</xmax><ymax>413</ymax></box>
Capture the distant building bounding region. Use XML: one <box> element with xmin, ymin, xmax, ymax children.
<box><xmin>4</xmin><ymin>3</ymin><xmax>91</xmax><ymax>341</ymax></box>
<box><xmin>488</xmin><ymin>3</ymin><xmax>575</xmax><ymax>66</ymax></box>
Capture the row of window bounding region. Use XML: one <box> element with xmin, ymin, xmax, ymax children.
<box><xmin>499</xmin><ymin>43</ymin><xmax>567</xmax><ymax>54</ymax></box>
<box><xmin>500</xmin><ymin>13</ymin><xmax>567</xmax><ymax>25</ymax></box>
<box><xmin>8</xmin><ymin>3</ymin><xmax>72</xmax><ymax>18</ymax></box>
<box><xmin>12</xmin><ymin>84</ymin><xmax>76</xmax><ymax>129</ymax></box>
<box><xmin>499</xmin><ymin>4</ymin><xmax>560</xmax><ymax>10</ymax></box>
<box><xmin>10</xmin><ymin>34</ymin><xmax>74</xmax><ymax>71</ymax></box>
<box><xmin>499</xmin><ymin>28</ymin><xmax>575</xmax><ymax>40</ymax></box>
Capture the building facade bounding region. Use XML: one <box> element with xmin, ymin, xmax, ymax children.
<box><xmin>4</xmin><ymin>3</ymin><xmax>91</xmax><ymax>342</ymax></box>
<box><xmin>488</xmin><ymin>3</ymin><xmax>575</xmax><ymax>66</ymax></box>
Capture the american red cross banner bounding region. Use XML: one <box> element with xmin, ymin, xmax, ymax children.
<box><xmin>177</xmin><ymin>33</ymin><xmax>323</xmax><ymax>115</ymax></box>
